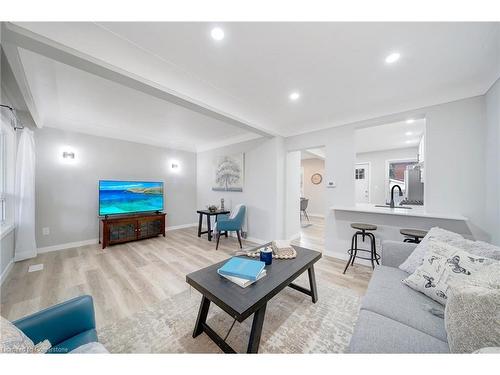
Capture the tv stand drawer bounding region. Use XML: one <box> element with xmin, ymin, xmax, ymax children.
<box><xmin>100</xmin><ymin>213</ymin><xmax>166</xmax><ymax>249</ymax></box>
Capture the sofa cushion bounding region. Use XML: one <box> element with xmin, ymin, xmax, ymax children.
<box><xmin>399</xmin><ymin>227</ymin><xmax>463</xmax><ymax>274</ymax></box>
<box><xmin>1</xmin><ymin>316</ymin><xmax>35</xmax><ymax>353</ymax></box>
<box><xmin>361</xmin><ymin>265</ymin><xmax>448</xmax><ymax>342</ymax></box>
<box><xmin>349</xmin><ymin>310</ymin><xmax>449</xmax><ymax>353</ymax></box>
<box><xmin>48</xmin><ymin>329</ymin><xmax>98</xmax><ymax>354</ymax></box>
<box><xmin>445</xmin><ymin>284</ymin><xmax>500</xmax><ymax>353</ymax></box>
<box><xmin>402</xmin><ymin>240</ymin><xmax>498</xmax><ymax>305</ymax></box>
<box><xmin>70</xmin><ymin>342</ymin><xmax>108</xmax><ymax>354</ymax></box>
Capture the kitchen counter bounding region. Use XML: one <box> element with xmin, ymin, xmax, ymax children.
<box><xmin>331</xmin><ymin>203</ymin><xmax>468</xmax><ymax>221</ymax></box>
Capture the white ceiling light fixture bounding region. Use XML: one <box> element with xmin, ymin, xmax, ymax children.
<box><xmin>210</xmin><ymin>27</ymin><xmax>225</xmax><ymax>41</ymax></box>
<box><xmin>405</xmin><ymin>131</ymin><xmax>413</xmax><ymax>136</ymax></box>
<box><xmin>289</xmin><ymin>91</ymin><xmax>301</xmax><ymax>101</ymax></box>
<box><xmin>406</xmin><ymin>118</ymin><xmax>415</xmax><ymax>124</ymax></box>
<box><xmin>385</xmin><ymin>52</ymin><xmax>401</xmax><ymax>64</ymax></box>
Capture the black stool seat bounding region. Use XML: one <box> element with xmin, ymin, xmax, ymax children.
<box><xmin>351</xmin><ymin>223</ymin><xmax>377</xmax><ymax>231</ymax></box>
<box><xmin>343</xmin><ymin>222</ymin><xmax>379</xmax><ymax>274</ymax></box>
<box><xmin>400</xmin><ymin>228</ymin><xmax>427</xmax><ymax>244</ymax></box>
<box><xmin>400</xmin><ymin>228</ymin><xmax>427</xmax><ymax>238</ymax></box>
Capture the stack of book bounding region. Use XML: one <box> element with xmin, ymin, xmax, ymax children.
<box><xmin>217</xmin><ymin>257</ymin><xmax>267</xmax><ymax>288</ymax></box>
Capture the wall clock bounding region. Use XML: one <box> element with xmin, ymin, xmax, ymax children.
<box><xmin>311</xmin><ymin>173</ymin><xmax>322</xmax><ymax>185</ymax></box>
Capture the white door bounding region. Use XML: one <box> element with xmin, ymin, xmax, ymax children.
<box><xmin>355</xmin><ymin>163</ymin><xmax>370</xmax><ymax>203</ymax></box>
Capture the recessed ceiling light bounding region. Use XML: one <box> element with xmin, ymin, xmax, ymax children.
<box><xmin>405</xmin><ymin>139</ymin><xmax>418</xmax><ymax>144</ymax></box>
<box><xmin>406</xmin><ymin>118</ymin><xmax>415</xmax><ymax>124</ymax></box>
<box><xmin>289</xmin><ymin>92</ymin><xmax>301</xmax><ymax>101</ymax></box>
<box><xmin>210</xmin><ymin>27</ymin><xmax>225</xmax><ymax>41</ymax></box>
<box><xmin>405</xmin><ymin>131</ymin><xmax>413</xmax><ymax>136</ymax></box>
<box><xmin>385</xmin><ymin>52</ymin><xmax>401</xmax><ymax>64</ymax></box>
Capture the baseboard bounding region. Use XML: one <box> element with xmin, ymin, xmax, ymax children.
<box><xmin>166</xmin><ymin>222</ymin><xmax>198</xmax><ymax>231</ymax></box>
<box><xmin>36</xmin><ymin>223</ymin><xmax>198</xmax><ymax>254</ymax></box>
<box><xmin>37</xmin><ymin>238</ymin><xmax>99</xmax><ymax>254</ymax></box>
<box><xmin>0</xmin><ymin>259</ymin><xmax>14</xmax><ymax>285</ymax></box>
<box><xmin>243</xmin><ymin>236</ymin><xmax>268</xmax><ymax>245</ymax></box>
<box><xmin>308</xmin><ymin>213</ymin><xmax>325</xmax><ymax>218</ymax></box>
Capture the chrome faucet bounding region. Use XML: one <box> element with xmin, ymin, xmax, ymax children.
<box><xmin>390</xmin><ymin>185</ymin><xmax>403</xmax><ymax>208</ymax></box>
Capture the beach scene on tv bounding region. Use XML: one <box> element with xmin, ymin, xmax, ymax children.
<box><xmin>99</xmin><ymin>180</ymin><xmax>164</xmax><ymax>216</ymax></box>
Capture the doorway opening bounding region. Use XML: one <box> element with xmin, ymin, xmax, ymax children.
<box><xmin>286</xmin><ymin>146</ymin><xmax>326</xmax><ymax>253</ymax></box>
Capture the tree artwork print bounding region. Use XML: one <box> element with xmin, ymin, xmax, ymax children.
<box><xmin>212</xmin><ymin>154</ymin><xmax>244</xmax><ymax>191</ymax></box>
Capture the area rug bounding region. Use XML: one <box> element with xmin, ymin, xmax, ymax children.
<box><xmin>98</xmin><ymin>283</ymin><xmax>361</xmax><ymax>353</ymax></box>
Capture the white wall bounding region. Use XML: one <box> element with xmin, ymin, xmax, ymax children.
<box><xmin>356</xmin><ymin>147</ymin><xmax>418</xmax><ymax>205</ymax></box>
<box><xmin>301</xmin><ymin>158</ymin><xmax>326</xmax><ymax>216</ymax></box>
<box><xmin>286</xmin><ymin>151</ymin><xmax>301</xmax><ymax>239</ymax></box>
<box><xmin>35</xmin><ymin>127</ymin><xmax>198</xmax><ymax>249</ymax></box>
<box><xmin>286</xmin><ymin>96</ymin><xmax>491</xmax><ymax>258</ymax></box>
<box><xmin>485</xmin><ymin>78</ymin><xmax>500</xmax><ymax>245</ymax></box>
<box><xmin>197</xmin><ymin>136</ymin><xmax>286</xmax><ymax>243</ymax></box>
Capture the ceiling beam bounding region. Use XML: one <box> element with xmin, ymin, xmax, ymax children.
<box><xmin>2</xmin><ymin>22</ymin><xmax>274</xmax><ymax>138</ymax></box>
<box><xmin>1</xmin><ymin>27</ymin><xmax>43</xmax><ymax>128</ymax></box>
<box><xmin>306</xmin><ymin>148</ymin><xmax>325</xmax><ymax>159</ymax></box>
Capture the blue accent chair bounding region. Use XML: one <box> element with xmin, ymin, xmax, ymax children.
<box><xmin>13</xmin><ymin>295</ymin><xmax>98</xmax><ymax>354</ymax></box>
<box><xmin>215</xmin><ymin>204</ymin><xmax>246</xmax><ymax>250</ymax></box>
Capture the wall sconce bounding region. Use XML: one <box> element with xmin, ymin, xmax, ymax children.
<box><xmin>62</xmin><ymin>151</ymin><xmax>75</xmax><ymax>159</ymax></box>
<box><xmin>169</xmin><ymin>159</ymin><xmax>181</xmax><ymax>173</ymax></box>
<box><xmin>59</xmin><ymin>146</ymin><xmax>78</xmax><ymax>165</ymax></box>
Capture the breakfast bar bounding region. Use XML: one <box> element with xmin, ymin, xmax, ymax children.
<box><xmin>329</xmin><ymin>204</ymin><xmax>471</xmax><ymax>262</ymax></box>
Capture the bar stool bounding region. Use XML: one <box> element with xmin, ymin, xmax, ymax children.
<box><xmin>400</xmin><ymin>228</ymin><xmax>428</xmax><ymax>244</ymax></box>
<box><xmin>343</xmin><ymin>223</ymin><xmax>380</xmax><ymax>274</ymax></box>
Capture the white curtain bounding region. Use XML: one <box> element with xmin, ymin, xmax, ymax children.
<box><xmin>14</xmin><ymin>129</ymin><xmax>37</xmax><ymax>261</ymax></box>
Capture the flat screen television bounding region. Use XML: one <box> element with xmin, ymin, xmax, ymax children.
<box><xmin>99</xmin><ymin>180</ymin><xmax>164</xmax><ymax>216</ymax></box>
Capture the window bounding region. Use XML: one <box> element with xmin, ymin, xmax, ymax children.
<box><xmin>355</xmin><ymin>168</ymin><xmax>365</xmax><ymax>180</ymax></box>
<box><xmin>0</xmin><ymin>113</ymin><xmax>16</xmax><ymax>229</ymax></box>
<box><xmin>385</xmin><ymin>159</ymin><xmax>418</xmax><ymax>203</ymax></box>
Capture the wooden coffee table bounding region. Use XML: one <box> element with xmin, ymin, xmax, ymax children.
<box><xmin>185</xmin><ymin>246</ymin><xmax>321</xmax><ymax>353</ymax></box>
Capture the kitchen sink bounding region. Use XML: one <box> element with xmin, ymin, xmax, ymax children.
<box><xmin>374</xmin><ymin>205</ymin><xmax>412</xmax><ymax>209</ymax></box>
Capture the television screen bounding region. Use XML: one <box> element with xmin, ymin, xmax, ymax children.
<box><xmin>99</xmin><ymin>180</ymin><xmax>164</xmax><ymax>216</ymax></box>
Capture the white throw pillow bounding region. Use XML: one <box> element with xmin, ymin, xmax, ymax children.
<box><xmin>445</xmin><ymin>284</ymin><xmax>500</xmax><ymax>353</ymax></box>
<box><xmin>70</xmin><ymin>342</ymin><xmax>108</xmax><ymax>354</ymax></box>
<box><xmin>447</xmin><ymin>239</ymin><xmax>500</xmax><ymax>261</ymax></box>
<box><xmin>0</xmin><ymin>316</ymin><xmax>53</xmax><ymax>354</ymax></box>
<box><xmin>399</xmin><ymin>227</ymin><xmax>463</xmax><ymax>274</ymax></box>
<box><xmin>402</xmin><ymin>239</ymin><xmax>498</xmax><ymax>305</ymax></box>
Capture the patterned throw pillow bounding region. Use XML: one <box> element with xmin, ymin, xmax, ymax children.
<box><xmin>0</xmin><ymin>316</ymin><xmax>51</xmax><ymax>354</ymax></box>
<box><xmin>402</xmin><ymin>239</ymin><xmax>498</xmax><ymax>305</ymax></box>
<box><xmin>445</xmin><ymin>284</ymin><xmax>500</xmax><ymax>353</ymax></box>
<box><xmin>1</xmin><ymin>316</ymin><xmax>35</xmax><ymax>353</ymax></box>
<box><xmin>399</xmin><ymin>227</ymin><xmax>464</xmax><ymax>274</ymax></box>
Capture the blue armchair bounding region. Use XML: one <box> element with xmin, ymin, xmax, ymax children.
<box><xmin>13</xmin><ymin>295</ymin><xmax>98</xmax><ymax>354</ymax></box>
<box><xmin>215</xmin><ymin>204</ymin><xmax>246</xmax><ymax>250</ymax></box>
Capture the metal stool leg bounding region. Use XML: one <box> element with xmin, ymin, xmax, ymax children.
<box><xmin>367</xmin><ymin>233</ymin><xmax>379</xmax><ymax>266</ymax></box>
<box><xmin>351</xmin><ymin>232</ymin><xmax>360</xmax><ymax>266</ymax></box>
<box><xmin>368</xmin><ymin>233</ymin><xmax>375</xmax><ymax>269</ymax></box>
<box><xmin>343</xmin><ymin>233</ymin><xmax>356</xmax><ymax>274</ymax></box>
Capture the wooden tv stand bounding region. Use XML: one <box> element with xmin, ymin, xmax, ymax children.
<box><xmin>99</xmin><ymin>212</ymin><xmax>166</xmax><ymax>249</ymax></box>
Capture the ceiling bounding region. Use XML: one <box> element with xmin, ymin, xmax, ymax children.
<box><xmin>355</xmin><ymin>119</ymin><xmax>425</xmax><ymax>153</ymax></box>
<box><xmin>8</xmin><ymin>22</ymin><xmax>500</xmax><ymax>149</ymax></box>
<box><xmin>17</xmin><ymin>48</ymin><xmax>259</xmax><ymax>152</ymax></box>
<box><xmin>301</xmin><ymin>147</ymin><xmax>326</xmax><ymax>160</ymax></box>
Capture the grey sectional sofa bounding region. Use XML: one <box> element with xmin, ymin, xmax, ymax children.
<box><xmin>349</xmin><ymin>240</ymin><xmax>450</xmax><ymax>353</ymax></box>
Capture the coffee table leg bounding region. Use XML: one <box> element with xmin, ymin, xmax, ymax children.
<box><xmin>197</xmin><ymin>213</ymin><xmax>203</xmax><ymax>237</ymax></box>
<box><xmin>207</xmin><ymin>215</ymin><xmax>212</xmax><ymax>241</ymax></box>
<box><xmin>308</xmin><ymin>265</ymin><xmax>318</xmax><ymax>303</ymax></box>
<box><xmin>193</xmin><ymin>296</ymin><xmax>210</xmax><ymax>338</ymax></box>
<box><xmin>247</xmin><ymin>303</ymin><xmax>267</xmax><ymax>353</ymax></box>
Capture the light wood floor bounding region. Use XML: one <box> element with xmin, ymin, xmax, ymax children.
<box><xmin>0</xmin><ymin>226</ymin><xmax>372</xmax><ymax>328</ymax></box>
<box><xmin>292</xmin><ymin>215</ymin><xmax>325</xmax><ymax>252</ymax></box>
